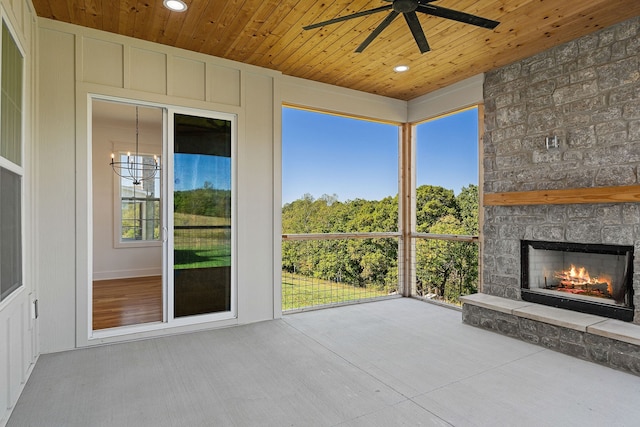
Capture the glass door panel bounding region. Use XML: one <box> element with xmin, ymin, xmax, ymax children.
<box><xmin>91</xmin><ymin>99</ymin><xmax>164</xmax><ymax>331</ymax></box>
<box><xmin>173</xmin><ymin>113</ymin><xmax>232</xmax><ymax>317</ymax></box>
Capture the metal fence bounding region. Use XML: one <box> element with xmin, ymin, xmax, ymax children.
<box><xmin>174</xmin><ymin>225</ymin><xmax>231</xmax><ymax>269</ymax></box>
<box><xmin>412</xmin><ymin>232</ymin><xmax>479</xmax><ymax>306</ymax></box>
<box><xmin>281</xmin><ymin>233</ymin><xmax>400</xmax><ymax>312</ymax></box>
<box><xmin>281</xmin><ymin>231</ymin><xmax>479</xmax><ymax>312</ymax></box>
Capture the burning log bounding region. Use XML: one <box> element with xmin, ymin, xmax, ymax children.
<box><xmin>553</xmin><ymin>265</ymin><xmax>613</xmax><ymax>298</ymax></box>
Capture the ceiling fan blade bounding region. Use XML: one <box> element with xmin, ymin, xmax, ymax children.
<box><xmin>356</xmin><ymin>10</ymin><xmax>399</xmax><ymax>53</ymax></box>
<box><xmin>417</xmin><ymin>4</ymin><xmax>499</xmax><ymax>29</ymax></box>
<box><xmin>404</xmin><ymin>11</ymin><xmax>430</xmax><ymax>53</ymax></box>
<box><xmin>304</xmin><ymin>5</ymin><xmax>393</xmax><ymax>30</ymax></box>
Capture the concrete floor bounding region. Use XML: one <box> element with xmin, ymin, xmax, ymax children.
<box><xmin>8</xmin><ymin>298</ymin><xmax>640</xmax><ymax>426</ymax></box>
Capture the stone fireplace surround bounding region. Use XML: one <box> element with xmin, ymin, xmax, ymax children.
<box><xmin>461</xmin><ymin>16</ymin><xmax>640</xmax><ymax>376</ymax></box>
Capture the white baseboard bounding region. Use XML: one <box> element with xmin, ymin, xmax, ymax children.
<box><xmin>93</xmin><ymin>267</ymin><xmax>162</xmax><ymax>281</ymax></box>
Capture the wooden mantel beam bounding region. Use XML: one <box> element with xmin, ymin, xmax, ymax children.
<box><xmin>484</xmin><ymin>185</ymin><xmax>640</xmax><ymax>206</ymax></box>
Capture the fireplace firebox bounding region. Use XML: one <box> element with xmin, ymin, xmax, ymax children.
<box><xmin>521</xmin><ymin>240</ymin><xmax>634</xmax><ymax>321</ymax></box>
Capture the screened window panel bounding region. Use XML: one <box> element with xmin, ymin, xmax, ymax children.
<box><xmin>0</xmin><ymin>22</ymin><xmax>23</xmax><ymax>166</ymax></box>
<box><xmin>0</xmin><ymin>167</ymin><xmax>21</xmax><ymax>301</ymax></box>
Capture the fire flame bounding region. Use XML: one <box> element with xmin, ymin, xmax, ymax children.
<box><xmin>555</xmin><ymin>264</ymin><xmax>613</xmax><ymax>295</ymax></box>
<box><xmin>568</xmin><ymin>265</ymin><xmax>590</xmax><ymax>281</ymax></box>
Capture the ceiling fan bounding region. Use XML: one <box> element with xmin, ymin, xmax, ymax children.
<box><xmin>303</xmin><ymin>0</ymin><xmax>500</xmax><ymax>54</ymax></box>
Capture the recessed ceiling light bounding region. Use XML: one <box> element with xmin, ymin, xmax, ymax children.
<box><xmin>163</xmin><ymin>0</ymin><xmax>188</xmax><ymax>12</ymax></box>
<box><xmin>394</xmin><ymin>65</ymin><xmax>410</xmax><ymax>73</ymax></box>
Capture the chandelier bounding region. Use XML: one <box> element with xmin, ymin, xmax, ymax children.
<box><xmin>110</xmin><ymin>106</ymin><xmax>160</xmax><ymax>185</ymax></box>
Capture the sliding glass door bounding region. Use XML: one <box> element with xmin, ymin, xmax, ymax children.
<box><xmin>170</xmin><ymin>111</ymin><xmax>235</xmax><ymax>318</ymax></box>
<box><xmin>91</xmin><ymin>100</ymin><xmax>235</xmax><ymax>337</ymax></box>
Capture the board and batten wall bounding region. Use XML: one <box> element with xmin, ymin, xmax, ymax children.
<box><xmin>37</xmin><ymin>18</ymin><xmax>282</xmax><ymax>352</ymax></box>
<box><xmin>0</xmin><ymin>0</ymin><xmax>38</xmax><ymax>425</ymax></box>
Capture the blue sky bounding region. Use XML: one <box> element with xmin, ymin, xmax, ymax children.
<box><xmin>416</xmin><ymin>107</ymin><xmax>479</xmax><ymax>194</ymax></box>
<box><xmin>282</xmin><ymin>107</ymin><xmax>478</xmax><ymax>204</ymax></box>
<box><xmin>282</xmin><ymin>108</ymin><xmax>398</xmax><ymax>204</ymax></box>
<box><xmin>174</xmin><ymin>153</ymin><xmax>231</xmax><ymax>192</ymax></box>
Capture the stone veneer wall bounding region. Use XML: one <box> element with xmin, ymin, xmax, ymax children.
<box><xmin>482</xmin><ymin>16</ymin><xmax>640</xmax><ymax>323</ymax></box>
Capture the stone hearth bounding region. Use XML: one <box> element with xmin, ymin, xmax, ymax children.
<box><xmin>461</xmin><ymin>294</ymin><xmax>640</xmax><ymax>376</ymax></box>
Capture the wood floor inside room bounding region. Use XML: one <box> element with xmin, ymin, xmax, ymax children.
<box><xmin>93</xmin><ymin>276</ymin><xmax>163</xmax><ymax>330</ymax></box>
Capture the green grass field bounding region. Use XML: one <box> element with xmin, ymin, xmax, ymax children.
<box><xmin>282</xmin><ymin>272</ymin><xmax>391</xmax><ymax>311</ymax></box>
<box><xmin>174</xmin><ymin>213</ymin><xmax>231</xmax><ymax>269</ymax></box>
<box><xmin>174</xmin><ymin>212</ymin><xmax>230</xmax><ymax>227</ymax></box>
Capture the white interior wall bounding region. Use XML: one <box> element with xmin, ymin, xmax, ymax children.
<box><xmin>92</xmin><ymin>110</ymin><xmax>163</xmax><ymax>280</ymax></box>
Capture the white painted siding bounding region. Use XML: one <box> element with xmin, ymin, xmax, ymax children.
<box><xmin>36</xmin><ymin>26</ymin><xmax>77</xmax><ymax>353</ymax></box>
<box><xmin>0</xmin><ymin>0</ymin><xmax>38</xmax><ymax>424</ymax></box>
<box><xmin>237</xmin><ymin>72</ymin><xmax>276</xmax><ymax>323</ymax></box>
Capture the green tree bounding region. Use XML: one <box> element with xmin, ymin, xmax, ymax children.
<box><xmin>416</xmin><ymin>185</ymin><xmax>458</xmax><ymax>231</ymax></box>
<box><xmin>416</xmin><ymin>213</ymin><xmax>478</xmax><ymax>303</ymax></box>
<box><xmin>457</xmin><ymin>184</ymin><xmax>479</xmax><ymax>234</ymax></box>
<box><xmin>281</xmin><ymin>185</ymin><xmax>477</xmax><ymax>302</ymax></box>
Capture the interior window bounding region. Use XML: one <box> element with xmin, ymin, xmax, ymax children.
<box><xmin>118</xmin><ymin>153</ymin><xmax>161</xmax><ymax>242</ymax></box>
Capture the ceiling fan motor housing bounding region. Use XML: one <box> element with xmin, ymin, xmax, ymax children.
<box><xmin>393</xmin><ymin>0</ymin><xmax>418</xmax><ymax>13</ymax></box>
<box><xmin>305</xmin><ymin>0</ymin><xmax>499</xmax><ymax>54</ymax></box>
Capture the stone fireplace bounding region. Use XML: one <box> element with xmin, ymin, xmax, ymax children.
<box><xmin>461</xmin><ymin>16</ymin><xmax>640</xmax><ymax>375</ymax></box>
<box><xmin>477</xmin><ymin>14</ymin><xmax>640</xmax><ymax>324</ymax></box>
<box><xmin>521</xmin><ymin>240</ymin><xmax>634</xmax><ymax>321</ymax></box>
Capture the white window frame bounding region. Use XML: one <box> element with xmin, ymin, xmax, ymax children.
<box><xmin>165</xmin><ymin>106</ymin><xmax>238</xmax><ymax>325</ymax></box>
<box><xmin>0</xmin><ymin>17</ymin><xmax>25</xmax><ymax>307</ymax></box>
<box><xmin>112</xmin><ymin>141</ymin><xmax>162</xmax><ymax>249</ymax></box>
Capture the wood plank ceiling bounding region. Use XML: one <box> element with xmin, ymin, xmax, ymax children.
<box><xmin>31</xmin><ymin>0</ymin><xmax>640</xmax><ymax>101</ymax></box>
